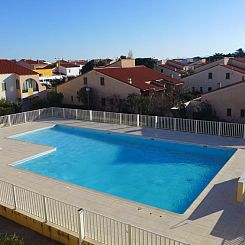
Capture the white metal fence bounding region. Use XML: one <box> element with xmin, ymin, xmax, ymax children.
<box><xmin>0</xmin><ymin>180</ymin><xmax>189</xmax><ymax>245</ymax></box>
<box><xmin>1</xmin><ymin>107</ymin><xmax>245</xmax><ymax>138</ymax></box>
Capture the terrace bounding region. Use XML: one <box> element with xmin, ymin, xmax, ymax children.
<box><xmin>1</xmin><ymin>108</ymin><xmax>245</xmax><ymax>245</ymax></box>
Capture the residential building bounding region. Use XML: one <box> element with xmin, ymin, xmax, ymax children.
<box><xmin>155</xmin><ymin>60</ymin><xmax>188</xmax><ymax>79</ymax></box>
<box><xmin>183</xmin><ymin>57</ymin><xmax>245</xmax><ymax>93</ymax></box>
<box><xmin>17</xmin><ymin>59</ymin><xmax>49</xmax><ymax>70</ymax></box>
<box><xmin>58</xmin><ymin>61</ymin><xmax>81</xmax><ymax>77</ymax></box>
<box><xmin>190</xmin><ymin>80</ymin><xmax>245</xmax><ymax>123</ymax></box>
<box><xmin>72</xmin><ymin>60</ymin><xmax>87</xmax><ymax>69</ymax></box>
<box><xmin>0</xmin><ymin>59</ymin><xmax>46</xmax><ymax>104</ymax></box>
<box><xmin>57</xmin><ymin>58</ymin><xmax>182</xmax><ymax>110</ymax></box>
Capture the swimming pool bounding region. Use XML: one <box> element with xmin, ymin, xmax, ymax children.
<box><xmin>12</xmin><ymin>125</ymin><xmax>235</xmax><ymax>214</ymax></box>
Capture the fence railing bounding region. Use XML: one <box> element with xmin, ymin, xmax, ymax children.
<box><xmin>1</xmin><ymin>107</ymin><xmax>245</xmax><ymax>139</ymax></box>
<box><xmin>0</xmin><ymin>179</ymin><xmax>189</xmax><ymax>245</ymax></box>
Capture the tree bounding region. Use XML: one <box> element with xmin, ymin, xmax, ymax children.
<box><xmin>81</xmin><ymin>59</ymin><xmax>112</xmax><ymax>74</ymax></box>
<box><xmin>0</xmin><ymin>99</ymin><xmax>19</xmax><ymax>116</ymax></box>
<box><xmin>47</xmin><ymin>91</ymin><xmax>63</xmax><ymax>107</ymax></box>
<box><xmin>233</xmin><ymin>48</ymin><xmax>245</xmax><ymax>57</ymax></box>
<box><xmin>127</xmin><ymin>50</ymin><xmax>134</xmax><ymax>59</ymax></box>
<box><xmin>135</xmin><ymin>58</ymin><xmax>158</xmax><ymax>69</ymax></box>
<box><xmin>29</xmin><ymin>97</ymin><xmax>48</xmax><ymax>110</ymax></box>
<box><xmin>194</xmin><ymin>101</ymin><xmax>216</xmax><ymax>120</ymax></box>
<box><xmin>77</xmin><ymin>87</ymin><xmax>94</xmax><ymax>109</ymax></box>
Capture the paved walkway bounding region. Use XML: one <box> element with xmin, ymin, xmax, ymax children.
<box><xmin>1</xmin><ymin>119</ymin><xmax>245</xmax><ymax>245</ymax></box>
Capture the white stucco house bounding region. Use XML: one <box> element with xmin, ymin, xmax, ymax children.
<box><xmin>58</xmin><ymin>61</ymin><xmax>81</xmax><ymax>77</ymax></box>
<box><xmin>0</xmin><ymin>59</ymin><xmax>46</xmax><ymax>103</ymax></box>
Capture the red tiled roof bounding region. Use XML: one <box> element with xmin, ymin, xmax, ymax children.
<box><xmin>159</xmin><ymin>64</ymin><xmax>182</xmax><ymax>73</ymax></box>
<box><xmin>231</xmin><ymin>57</ymin><xmax>245</xmax><ymax>64</ymax></box>
<box><xmin>0</xmin><ymin>59</ymin><xmax>38</xmax><ymax>75</ymax></box>
<box><xmin>60</xmin><ymin>62</ymin><xmax>80</xmax><ymax>68</ymax></box>
<box><xmin>94</xmin><ymin>66</ymin><xmax>182</xmax><ymax>91</ymax></box>
<box><xmin>168</xmin><ymin>60</ymin><xmax>185</xmax><ymax>67</ymax></box>
<box><xmin>20</xmin><ymin>59</ymin><xmax>47</xmax><ymax>65</ymax></box>
<box><xmin>221</xmin><ymin>65</ymin><xmax>245</xmax><ymax>74</ymax></box>
<box><xmin>73</xmin><ymin>60</ymin><xmax>87</xmax><ymax>66</ymax></box>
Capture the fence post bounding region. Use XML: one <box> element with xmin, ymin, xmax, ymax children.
<box><xmin>63</xmin><ymin>108</ymin><xmax>65</xmax><ymax>118</ymax></box>
<box><xmin>243</xmin><ymin>124</ymin><xmax>245</xmax><ymax>139</ymax></box>
<box><xmin>51</xmin><ymin>107</ymin><xmax>54</xmax><ymax>118</ymax></box>
<box><xmin>195</xmin><ymin>120</ymin><xmax>198</xmax><ymax>134</ymax></box>
<box><xmin>119</xmin><ymin>113</ymin><xmax>122</xmax><ymax>125</ymax></box>
<box><xmin>42</xmin><ymin>196</ymin><xmax>47</xmax><ymax>222</ymax></box>
<box><xmin>173</xmin><ymin>118</ymin><xmax>176</xmax><ymax>130</ymax></box>
<box><xmin>8</xmin><ymin>115</ymin><xmax>11</xmax><ymax>127</ymax></box>
<box><xmin>137</xmin><ymin>114</ymin><xmax>140</xmax><ymax>127</ymax></box>
<box><xmin>127</xmin><ymin>224</ymin><xmax>131</xmax><ymax>245</ymax></box>
<box><xmin>103</xmin><ymin>111</ymin><xmax>106</xmax><ymax>123</ymax></box>
<box><xmin>24</xmin><ymin>112</ymin><xmax>27</xmax><ymax>123</ymax></box>
<box><xmin>218</xmin><ymin>122</ymin><xmax>222</xmax><ymax>136</ymax></box>
<box><xmin>75</xmin><ymin>109</ymin><xmax>78</xmax><ymax>120</ymax></box>
<box><xmin>38</xmin><ymin>109</ymin><xmax>41</xmax><ymax>120</ymax></box>
<box><xmin>155</xmin><ymin>116</ymin><xmax>158</xmax><ymax>128</ymax></box>
<box><xmin>89</xmin><ymin>110</ymin><xmax>93</xmax><ymax>121</ymax></box>
<box><xmin>78</xmin><ymin>209</ymin><xmax>85</xmax><ymax>244</ymax></box>
<box><xmin>12</xmin><ymin>184</ymin><xmax>16</xmax><ymax>209</ymax></box>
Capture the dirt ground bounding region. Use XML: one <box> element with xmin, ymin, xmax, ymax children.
<box><xmin>0</xmin><ymin>215</ymin><xmax>60</xmax><ymax>245</ymax></box>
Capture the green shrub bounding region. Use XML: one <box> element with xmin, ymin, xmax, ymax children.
<box><xmin>0</xmin><ymin>233</ymin><xmax>24</xmax><ymax>245</ymax></box>
<box><xmin>0</xmin><ymin>99</ymin><xmax>19</xmax><ymax>116</ymax></box>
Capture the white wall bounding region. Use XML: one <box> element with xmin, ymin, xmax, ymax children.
<box><xmin>59</xmin><ymin>66</ymin><xmax>80</xmax><ymax>77</ymax></box>
<box><xmin>0</xmin><ymin>74</ymin><xmax>17</xmax><ymax>101</ymax></box>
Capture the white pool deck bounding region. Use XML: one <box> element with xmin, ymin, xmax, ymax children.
<box><xmin>1</xmin><ymin>118</ymin><xmax>245</xmax><ymax>245</ymax></box>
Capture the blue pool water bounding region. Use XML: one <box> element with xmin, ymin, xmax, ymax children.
<box><xmin>13</xmin><ymin>125</ymin><xmax>235</xmax><ymax>214</ymax></box>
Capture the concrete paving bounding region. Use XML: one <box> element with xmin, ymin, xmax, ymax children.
<box><xmin>1</xmin><ymin>119</ymin><xmax>245</xmax><ymax>245</ymax></box>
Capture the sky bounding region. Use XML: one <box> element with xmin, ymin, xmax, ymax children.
<box><xmin>0</xmin><ymin>0</ymin><xmax>244</xmax><ymax>61</ymax></box>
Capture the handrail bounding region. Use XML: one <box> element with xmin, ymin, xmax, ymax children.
<box><xmin>1</xmin><ymin>107</ymin><xmax>244</xmax><ymax>139</ymax></box>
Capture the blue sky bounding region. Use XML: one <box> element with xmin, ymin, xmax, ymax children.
<box><xmin>0</xmin><ymin>0</ymin><xmax>244</xmax><ymax>61</ymax></box>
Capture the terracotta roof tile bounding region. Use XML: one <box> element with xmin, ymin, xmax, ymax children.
<box><xmin>221</xmin><ymin>65</ymin><xmax>245</xmax><ymax>74</ymax></box>
<box><xmin>94</xmin><ymin>66</ymin><xmax>182</xmax><ymax>91</ymax></box>
<box><xmin>159</xmin><ymin>64</ymin><xmax>182</xmax><ymax>73</ymax></box>
<box><xmin>0</xmin><ymin>59</ymin><xmax>38</xmax><ymax>75</ymax></box>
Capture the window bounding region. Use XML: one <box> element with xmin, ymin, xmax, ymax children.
<box><xmin>2</xmin><ymin>82</ymin><xmax>6</xmax><ymax>91</ymax></box>
<box><xmin>242</xmin><ymin>76</ymin><xmax>245</xmax><ymax>81</ymax></box>
<box><xmin>200</xmin><ymin>87</ymin><xmax>203</xmax><ymax>93</ymax></box>
<box><xmin>16</xmin><ymin>79</ymin><xmax>20</xmax><ymax>89</ymax></box>
<box><xmin>208</xmin><ymin>73</ymin><xmax>213</xmax><ymax>79</ymax></box>
<box><xmin>22</xmin><ymin>79</ymin><xmax>38</xmax><ymax>93</ymax></box>
<box><xmin>100</xmin><ymin>77</ymin><xmax>105</xmax><ymax>86</ymax></box>
<box><xmin>110</xmin><ymin>98</ymin><xmax>114</xmax><ymax>105</ymax></box>
<box><xmin>226</xmin><ymin>73</ymin><xmax>230</xmax><ymax>79</ymax></box>
<box><xmin>241</xmin><ymin>109</ymin><xmax>245</xmax><ymax>117</ymax></box>
<box><xmin>161</xmin><ymin>69</ymin><xmax>163</xmax><ymax>73</ymax></box>
<box><xmin>83</xmin><ymin>77</ymin><xmax>87</xmax><ymax>85</ymax></box>
<box><xmin>71</xmin><ymin>96</ymin><xmax>74</xmax><ymax>103</ymax></box>
<box><xmin>101</xmin><ymin>98</ymin><xmax>106</xmax><ymax>106</ymax></box>
<box><xmin>227</xmin><ymin>108</ymin><xmax>231</xmax><ymax>117</ymax></box>
<box><xmin>192</xmin><ymin>87</ymin><xmax>195</xmax><ymax>92</ymax></box>
<box><xmin>208</xmin><ymin>87</ymin><xmax>212</xmax><ymax>92</ymax></box>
